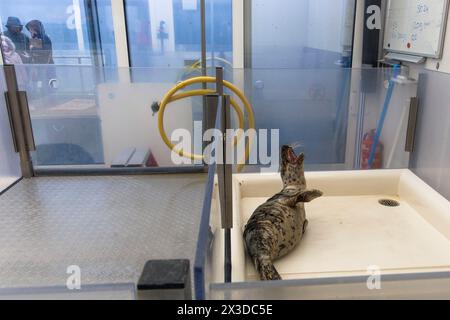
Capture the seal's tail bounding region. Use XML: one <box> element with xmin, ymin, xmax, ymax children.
<box><xmin>254</xmin><ymin>255</ymin><xmax>282</xmax><ymax>281</ymax></box>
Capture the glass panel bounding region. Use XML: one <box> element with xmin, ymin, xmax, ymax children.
<box><xmin>8</xmin><ymin>65</ymin><xmax>417</xmax><ymax>172</ymax></box>
<box><xmin>12</xmin><ymin>65</ymin><xmax>419</xmax><ymax>172</ymax></box>
<box><xmin>194</xmin><ymin>94</ymin><xmax>225</xmax><ymax>300</ymax></box>
<box><xmin>0</xmin><ymin>0</ymin><xmax>117</xmax><ymax>66</ymax></box>
<box><xmin>411</xmin><ymin>70</ymin><xmax>450</xmax><ymax>200</ymax></box>
<box><xmin>14</xmin><ymin>64</ymin><xmax>203</xmax><ymax>169</ymax></box>
<box><xmin>203</xmin><ymin>67</ymin><xmax>415</xmax><ymax>173</ymax></box>
<box><xmin>0</xmin><ymin>66</ymin><xmax>21</xmax><ymax>192</ymax></box>
<box><xmin>250</xmin><ymin>0</ymin><xmax>356</xmax><ymax>68</ymax></box>
<box><xmin>194</xmin><ymin>145</ymin><xmax>219</xmax><ymax>300</ymax></box>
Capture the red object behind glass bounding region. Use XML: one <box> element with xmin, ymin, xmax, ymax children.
<box><xmin>361</xmin><ymin>129</ymin><xmax>383</xmax><ymax>169</ymax></box>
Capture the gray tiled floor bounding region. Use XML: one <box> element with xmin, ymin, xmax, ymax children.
<box><xmin>0</xmin><ymin>174</ymin><xmax>206</xmax><ymax>290</ymax></box>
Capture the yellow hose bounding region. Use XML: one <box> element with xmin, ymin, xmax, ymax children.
<box><xmin>189</xmin><ymin>57</ymin><xmax>233</xmax><ymax>70</ymax></box>
<box><xmin>157</xmin><ymin>76</ymin><xmax>255</xmax><ymax>172</ymax></box>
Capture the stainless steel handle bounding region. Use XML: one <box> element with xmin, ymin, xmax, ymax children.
<box><xmin>405</xmin><ymin>97</ymin><xmax>419</xmax><ymax>153</ymax></box>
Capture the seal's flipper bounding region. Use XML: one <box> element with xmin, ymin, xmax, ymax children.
<box><xmin>296</xmin><ymin>189</ymin><xmax>323</xmax><ymax>203</ymax></box>
<box><xmin>254</xmin><ymin>255</ymin><xmax>282</xmax><ymax>281</ymax></box>
<box><xmin>272</xmin><ymin>188</ymin><xmax>323</xmax><ymax>207</ymax></box>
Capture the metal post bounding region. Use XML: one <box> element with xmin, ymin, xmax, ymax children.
<box><xmin>200</xmin><ymin>0</ymin><xmax>209</xmax><ymax>172</ymax></box>
<box><xmin>200</xmin><ymin>0</ymin><xmax>207</xmax><ymax>83</ymax></box>
<box><xmin>4</xmin><ymin>65</ymin><xmax>35</xmax><ymax>178</ymax></box>
<box><xmin>220</xmin><ymin>95</ymin><xmax>233</xmax><ymax>230</ymax></box>
<box><xmin>222</xmin><ymin>95</ymin><xmax>233</xmax><ymax>283</ymax></box>
<box><xmin>243</xmin><ymin>0</ymin><xmax>252</xmax><ymax>69</ymax></box>
<box><xmin>202</xmin><ymin>67</ymin><xmax>224</xmax><ymax>168</ymax></box>
<box><xmin>405</xmin><ymin>97</ymin><xmax>419</xmax><ymax>153</ymax></box>
<box><xmin>216</xmin><ymin>67</ymin><xmax>224</xmax><ymax>96</ymax></box>
<box><xmin>354</xmin><ymin>92</ymin><xmax>366</xmax><ymax>169</ymax></box>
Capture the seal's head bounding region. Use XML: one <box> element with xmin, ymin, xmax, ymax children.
<box><xmin>280</xmin><ymin>145</ymin><xmax>306</xmax><ymax>188</ymax></box>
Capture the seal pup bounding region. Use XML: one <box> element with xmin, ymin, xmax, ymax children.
<box><xmin>243</xmin><ymin>146</ymin><xmax>323</xmax><ymax>281</ymax></box>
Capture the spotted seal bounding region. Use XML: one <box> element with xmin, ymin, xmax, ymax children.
<box><xmin>243</xmin><ymin>146</ymin><xmax>323</xmax><ymax>281</ymax></box>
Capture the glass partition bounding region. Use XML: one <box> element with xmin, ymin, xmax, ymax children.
<box><xmin>208</xmin><ymin>67</ymin><xmax>416</xmax><ymax>173</ymax></box>
<box><xmin>0</xmin><ymin>0</ymin><xmax>116</xmax><ymax>67</ymax></box>
<box><xmin>10</xmin><ymin>65</ymin><xmax>420</xmax><ymax>173</ymax></box>
<box><xmin>411</xmin><ymin>70</ymin><xmax>450</xmax><ymax>200</ymax></box>
<box><xmin>194</xmin><ymin>139</ymin><xmax>219</xmax><ymax>300</ymax></box>
<box><xmin>13</xmin><ymin>64</ymin><xmax>205</xmax><ymax>170</ymax></box>
<box><xmin>0</xmin><ymin>66</ymin><xmax>21</xmax><ymax>192</ymax></box>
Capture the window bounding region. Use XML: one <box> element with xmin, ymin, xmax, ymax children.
<box><xmin>205</xmin><ymin>0</ymin><xmax>233</xmax><ymax>65</ymax></box>
<box><xmin>250</xmin><ymin>0</ymin><xmax>356</xmax><ymax>68</ymax></box>
<box><xmin>248</xmin><ymin>0</ymin><xmax>357</xmax><ymax>165</ymax></box>
<box><xmin>0</xmin><ymin>0</ymin><xmax>117</xmax><ymax>66</ymax></box>
<box><xmin>125</xmin><ymin>0</ymin><xmax>233</xmax><ymax>68</ymax></box>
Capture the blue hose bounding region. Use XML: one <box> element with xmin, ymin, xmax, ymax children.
<box><xmin>368</xmin><ymin>65</ymin><xmax>401</xmax><ymax>168</ymax></box>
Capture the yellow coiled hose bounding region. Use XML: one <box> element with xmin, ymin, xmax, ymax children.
<box><xmin>157</xmin><ymin>76</ymin><xmax>255</xmax><ymax>172</ymax></box>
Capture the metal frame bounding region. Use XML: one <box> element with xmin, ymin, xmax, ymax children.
<box><xmin>243</xmin><ymin>0</ymin><xmax>252</xmax><ymax>69</ymax></box>
<box><xmin>84</xmin><ymin>0</ymin><xmax>105</xmax><ymax>67</ymax></box>
<box><xmin>4</xmin><ymin>65</ymin><xmax>35</xmax><ymax>179</ymax></box>
<box><xmin>405</xmin><ymin>97</ymin><xmax>419</xmax><ymax>153</ymax></box>
<box><xmin>212</xmin><ymin>67</ymin><xmax>233</xmax><ymax>283</ymax></box>
<box><xmin>34</xmin><ymin>166</ymin><xmax>205</xmax><ymax>177</ymax></box>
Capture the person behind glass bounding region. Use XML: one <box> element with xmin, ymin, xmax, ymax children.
<box><xmin>3</xmin><ymin>16</ymin><xmax>31</xmax><ymax>63</ymax></box>
<box><xmin>25</xmin><ymin>20</ymin><xmax>54</xmax><ymax>65</ymax></box>
<box><xmin>1</xmin><ymin>36</ymin><xmax>28</xmax><ymax>84</ymax></box>
<box><xmin>1</xmin><ymin>36</ymin><xmax>23</xmax><ymax>65</ymax></box>
<box><xmin>25</xmin><ymin>20</ymin><xmax>56</xmax><ymax>92</ymax></box>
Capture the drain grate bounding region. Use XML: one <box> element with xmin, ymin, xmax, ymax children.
<box><xmin>379</xmin><ymin>199</ymin><xmax>400</xmax><ymax>207</ymax></box>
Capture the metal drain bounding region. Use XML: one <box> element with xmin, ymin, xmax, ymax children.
<box><xmin>379</xmin><ymin>199</ymin><xmax>400</xmax><ymax>207</ymax></box>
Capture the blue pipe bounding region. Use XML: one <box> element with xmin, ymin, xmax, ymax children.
<box><xmin>368</xmin><ymin>65</ymin><xmax>401</xmax><ymax>168</ymax></box>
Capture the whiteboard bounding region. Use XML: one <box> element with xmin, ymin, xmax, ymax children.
<box><xmin>384</xmin><ymin>0</ymin><xmax>450</xmax><ymax>58</ymax></box>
